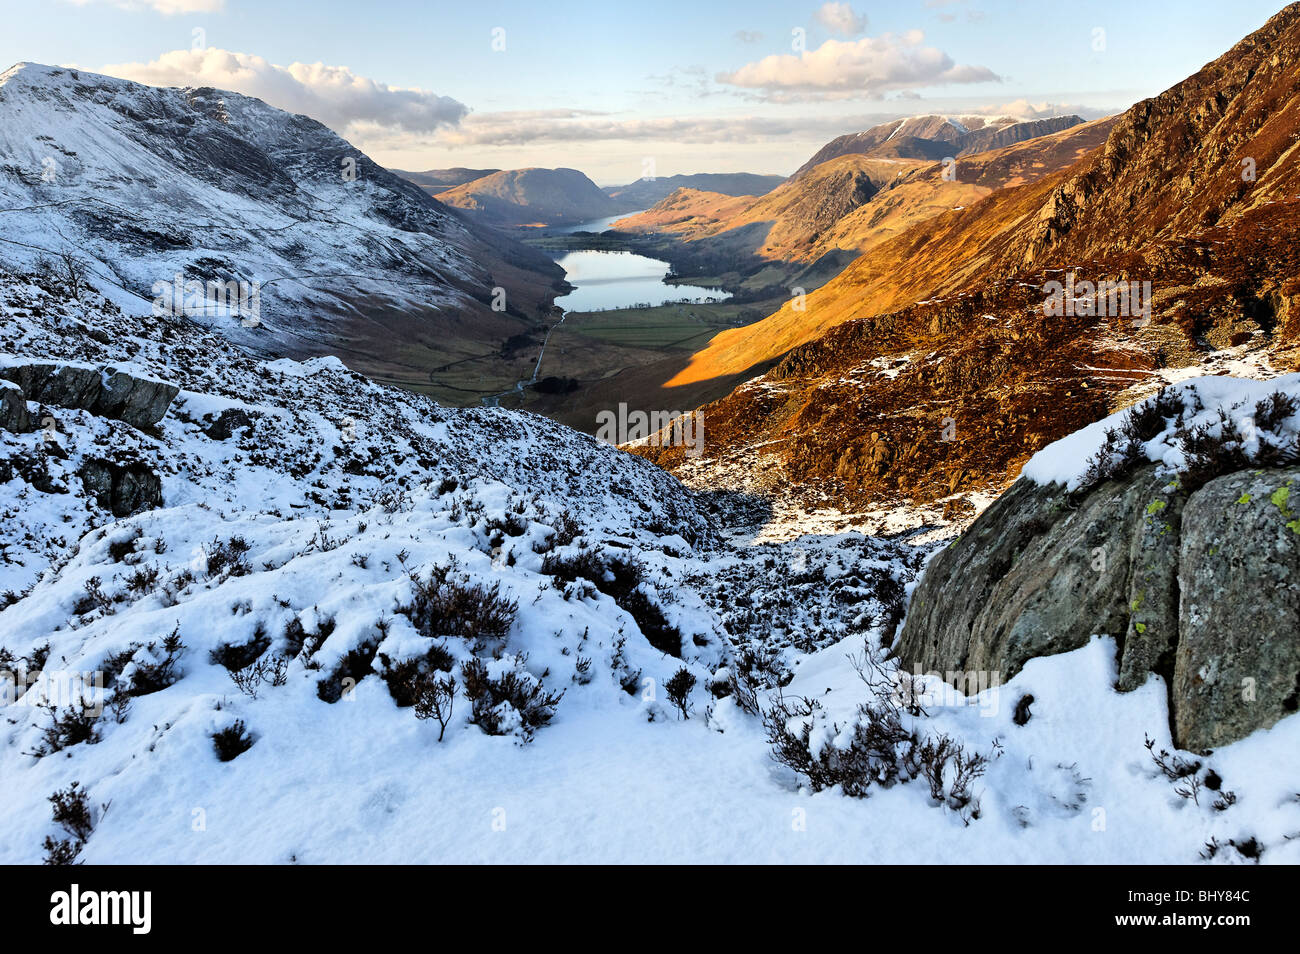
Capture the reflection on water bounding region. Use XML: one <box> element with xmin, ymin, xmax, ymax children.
<box><xmin>552</xmin><ymin>249</ymin><xmax>730</xmax><ymax>312</ymax></box>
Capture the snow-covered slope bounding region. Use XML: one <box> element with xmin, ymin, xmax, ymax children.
<box><xmin>1</xmin><ymin>273</ymin><xmax>1296</xmax><ymax>864</ymax></box>
<box><xmin>0</xmin><ymin>62</ymin><xmax>563</xmax><ymax>386</ymax></box>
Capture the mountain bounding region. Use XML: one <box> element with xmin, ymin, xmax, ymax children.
<box><xmin>0</xmin><ymin>63</ymin><xmax>566</xmax><ymax>401</ymax></box>
<box><xmin>642</xmin><ymin>3</ymin><xmax>1300</xmax><ymax>512</ymax></box>
<box><xmin>613</xmin><ymin>116</ymin><xmax>1113</xmax><ymax>297</ymax></box>
<box><xmin>433</xmin><ymin>167</ymin><xmax>622</xmax><ymax>227</ymax></box>
<box><xmin>393</xmin><ymin>167</ymin><xmax>502</xmax><ymax>192</ymax></box>
<box><xmin>604</xmin><ymin>172</ymin><xmax>786</xmax><ymax>210</ymax></box>
<box><xmin>792</xmin><ymin>114</ymin><xmax>1083</xmax><ymax>177</ymax></box>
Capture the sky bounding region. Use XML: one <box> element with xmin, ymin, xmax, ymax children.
<box><xmin>0</xmin><ymin>0</ymin><xmax>1290</xmax><ymax>184</ymax></box>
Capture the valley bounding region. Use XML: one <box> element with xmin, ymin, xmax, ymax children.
<box><xmin>418</xmin><ymin>112</ymin><xmax>1119</xmax><ymax>434</ymax></box>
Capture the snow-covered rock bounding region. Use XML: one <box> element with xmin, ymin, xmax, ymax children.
<box><xmin>900</xmin><ymin>377</ymin><xmax>1300</xmax><ymax>750</ymax></box>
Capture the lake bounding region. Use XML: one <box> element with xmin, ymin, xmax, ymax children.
<box><xmin>547</xmin><ymin>210</ymin><xmax>644</xmax><ymax>235</ymax></box>
<box><xmin>551</xmin><ymin>249</ymin><xmax>730</xmax><ymax>313</ymax></box>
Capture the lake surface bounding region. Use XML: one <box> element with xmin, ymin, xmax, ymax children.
<box><xmin>548</xmin><ymin>210</ymin><xmax>645</xmax><ymax>234</ymax></box>
<box><xmin>551</xmin><ymin>249</ymin><xmax>730</xmax><ymax>312</ymax></box>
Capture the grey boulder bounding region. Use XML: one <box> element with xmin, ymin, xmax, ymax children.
<box><xmin>897</xmin><ymin>464</ymin><xmax>1300</xmax><ymax>750</ymax></box>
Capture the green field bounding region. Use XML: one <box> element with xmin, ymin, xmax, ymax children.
<box><xmin>563</xmin><ymin>298</ymin><xmax>781</xmax><ymax>348</ymax></box>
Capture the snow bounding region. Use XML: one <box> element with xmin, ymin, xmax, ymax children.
<box><xmin>2</xmin><ymin>276</ymin><xmax>1297</xmax><ymax>864</ymax></box>
<box><xmin>1022</xmin><ymin>373</ymin><xmax>1300</xmax><ymax>490</ymax></box>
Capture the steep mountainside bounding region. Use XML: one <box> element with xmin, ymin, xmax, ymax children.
<box><xmin>0</xmin><ymin>63</ymin><xmax>565</xmax><ymax>399</ymax></box>
<box><xmin>614</xmin><ymin>116</ymin><xmax>1112</xmax><ymax>316</ymax></box>
<box><xmin>434</xmin><ymin>167</ymin><xmax>621</xmax><ymax>227</ymax></box>
<box><xmin>641</xmin><ymin>155</ymin><xmax>929</xmax><ymax>264</ymax></box>
<box><xmin>1007</xmin><ymin>9</ymin><xmax>1300</xmax><ymax>266</ymax></box>
<box><xmin>643</xmin><ymin>5</ymin><xmax>1300</xmax><ymax>512</ymax></box>
<box><xmin>604</xmin><ymin>172</ymin><xmax>785</xmax><ymax>210</ymax></box>
<box><xmin>608</xmin><ymin>188</ymin><xmax>757</xmax><ymax>240</ymax></box>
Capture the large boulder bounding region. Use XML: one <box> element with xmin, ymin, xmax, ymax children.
<box><xmin>0</xmin><ymin>361</ymin><xmax>178</xmax><ymax>429</ymax></box>
<box><xmin>78</xmin><ymin>455</ymin><xmax>164</xmax><ymax>517</ymax></box>
<box><xmin>1175</xmin><ymin>471</ymin><xmax>1300</xmax><ymax>748</ymax></box>
<box><xmin>897</xmin><ymin>464</ymin><xmax>1300</xmax><ymax>750</ymax></box>
<box><xmin>0</xmin><ymin>379</ymin><xmax>31</xmax><ymax>432</ymax></box>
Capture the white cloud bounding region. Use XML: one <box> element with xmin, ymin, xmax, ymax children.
<box><xmin>100</xmin><ymin>48</ymin><xmax>468</xmax><ymax>135</ymax></box>
<box><xmin>975</xmin><ymin>98</ymin><xmax>1114</xmax><ymax>121</ymax></box>
<box><xmin>717</xmin><ymin>30</ymin><xmax>998</xmax><ymax>100</ymax></box>
<box><xmin>814</xmin><ymin>3</ymin><xmax>868</xmax><ymax>36</ymax></box>
<box><xmin>65</xmin><ymin>0</ymin><xmax>225</xmax><ymax>14</ymax></box>
<box><xmin>376</xmin><ymin>109</ymin><xmax>958</xmax><ymax>150</ymax></box>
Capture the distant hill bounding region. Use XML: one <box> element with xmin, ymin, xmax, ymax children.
<box><xmin>434</xmin><ymin>167</ymin><xmax>622</xmax><ymax>227</ymax></box>
<box><xmin>793</xmin><ymin>114</ymin><xmax>1083</xmax><ymax>177</ymax></box>
<box><xmin>394</xmin><ymin>167</ymin><xmax>501</xmax><ymax>192</ymax></box>
<box><xmin>605</xmin><ymin>173</ymin><xmax>786</xmax><ymax>210</ymax></box>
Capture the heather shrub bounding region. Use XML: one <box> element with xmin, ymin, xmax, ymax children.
<box><xmin>317</xmin><ymin>637</ymin><xmax>380</xmax><ymax>703</ymax></box>
<box><xmin>212</xmin><ymin>720</ymin><xmax>254</xmax><ymax>761</ymax></box>
<box><xmin>123</xmin><ymin>625</ymin><xmax>185</xmax><ymax>696</ymax></box>
<box><xmin>763</xmin><ymin>646</ymin><xmax>986</xmax><ymax>820</ymax></box>
<box><xmin>460</xmin><ymin>656</ymin><xmax>563</xmax><ymax>741</ymax></box>
<box><xmin>542</xmin><ymin>551</ymin><xmax>681</xmax><ymax>656</ymax></box>
<box><xmin>209</xmin><ymin>622</ymin><xmax>272</xmax><ymax>672</ymax></box>
<box><xmin>33</xmin><ymin>700</ymin><xmax>101</xmax><ymax>755</ymax></box>
<box><xmin>379</xmin><ymin>642</ymin><xmax>455</xmax><ymax>707</ymax></box>
<box><xmin>665</xmin><ymin>667</ymin><xmax>697</xmax><ymax>719</ymax></box>
<box><xmin>397</xmin><ymin>561</ymin><xmax>517</xmax><ymax>645</ymax></box>
<box><xmin>41</xmin><ymin>782</ymin><xmax>95</xmax><ymax>865</ymax></box>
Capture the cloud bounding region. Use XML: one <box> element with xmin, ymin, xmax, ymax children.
<box><xmin>372</xmin><ymin>109</ymin><xmax>921</xmax><ymax>150</ymax></box>
<box><xmin>645</xmin><ymin>64</ymin><xmax>723</xmax><ymax>98</ymax></box>
<box><xmin>65</xmin><ymin>0</ymin><xmax>225</xmax><ymax>14</ymax></box>
<box><xmin>373</xmin><ymin>99</ymin><xmax>1118</xmax><ymax>154</ymax></box>
<box><xmin>814</xmin><ymin>3</ymin><xmax>868</xmax><ymax>36</ymax></box>
<box><xmin>924</xmin><ymin>0</ymin><xmax>986</xmax><ymax>23</ymax></box>
<box><xmin>100</xmin><ymin>48</ymin><xmax>468</xmax><ymax>135</ymax></box>
<box><xmin>716</xmin><ymin>30</ymin><xmax>998</xmax><ymax>101</ymax></box>
<box><xmin>974</xmin><ymin>98</ymin><xmax>1114</xmax><ymax>121</ymax></box>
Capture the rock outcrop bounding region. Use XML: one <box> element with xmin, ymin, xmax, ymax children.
<box><xmin>0</xmin><ymin>361</ymin><xmax>178</xmax><ymax>429</ymax></box>
<box><xmin>0</xmin><ymin>378</ymin><xmax>30</xmax><ymax>432</ymax></box>
<box><xmin>78</xmin><ymin>455</ymin><xmax>164</xmax><ymax>517</ymax></box>
<box><xmin>205</xmin><ymin>407</ymin><xmax>253</xmax><ymax>441</ymax></box>
<box><xmin>897</xmin><ymin>465</ymin><xmax>1300</xmax><ymax>750</ymax></box>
